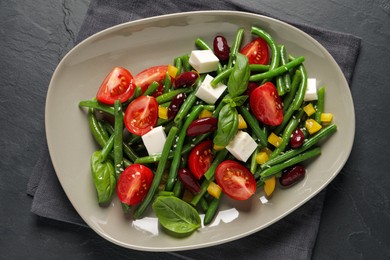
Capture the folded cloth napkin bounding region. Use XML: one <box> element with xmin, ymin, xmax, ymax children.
<box><xmin>27</xmin><ymin>0</ymin><xmax>361</xmax><ymax>258</ymax></box>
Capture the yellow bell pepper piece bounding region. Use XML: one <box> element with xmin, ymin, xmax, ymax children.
<box><xmin>237</xmin><ymin>114</ymin><xmax>247</xmax><ymax>129</ymax></box>
<box><xmin>167</xmin><ymin>64</ymin><xmax>178</xmax><ymax>78</ymax></box>
<box><xmin>207</xmin><ymin>181</ymin><xmax>222</xmax><ymax>199</ymax></box>
<box><xmin>320</xmin><ymin>113</ymin><xmax>333</xmax><ymax>124</ymax></box>
<box><xmin>198</xmin><ymin>109</ymin><xmax>213</xmax><ymax>119</ymax></box>
<box><xmin>268</xmin><ymin>132</ymin><xmax>283</xmax><ymax>147</ymax></box>
<box><xmin>263</xmin><ymin>176</ymin><xmax>276</xmax><ymax>198</ymax></box>
<box><xmin>303</xmin><ymin>103</ymin><xmax>316</xmax><ymax>116</ymax></box>
<box><xmin>256</xmin><ymin>147</ymin><xmax>272</xmax><ymax>164</ymax></box>
<box><xmin>213</xmin><ymin>144</ymin><xmax>225</xmax><ymax>151</ymax></box>
<box><xmin>306</xmin><ymin>118</ymin><xmax>322</xmax><ymax>134</ymax></box>
<box><xmin>158</xmin><ymin>106</ymin><xmax>168</xmax><ymax>120</ymax></box>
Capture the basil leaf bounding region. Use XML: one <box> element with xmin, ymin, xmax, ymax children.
<box><xmin>90</xmin><ymin>150</ymin><xmax>116</xmax><ymax>204</ymax></box>
<box><xmin>227</xmin><ymin>53</ymin><xmax>250</xmax><ymax>98</ymax></box>
<box><xmin>213</xmin><ymin>104</ymin><xmax>239</xmax><ymax>146</ymax></box>
<box><xmin>152</xmin><ymin>196</ymin><xmax>201</xmax><ymax>237</ymax></box>
<box><xmin>223</xmin><ymin>95</ymin><xmax>248</xmax><ymax>107</ymax></box>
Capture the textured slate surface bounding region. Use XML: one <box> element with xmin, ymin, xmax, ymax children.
<box><xmin>1</xmin><ymin>0</ymin><xmax>389</xmax><ymax>259</ymax></box>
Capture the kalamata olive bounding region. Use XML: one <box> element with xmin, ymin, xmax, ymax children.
<box><xmin>290</xmin><ymin>128</ymin><xmax>305</xmax><ymax>148</ymax></box>
<box><xmin>174</xmin><ymin>71</ymin><xmax>199</xmax><ymax>89</ymax></box>
<box><xmin>213</xmin><ymin>35</ymin><xmax>230</xmax><ymax>62</ymax></box>
<box><xmin>167</xmin><ymin>93</ymin><xmax>186</xmax><ymax>119</ymax></box>
<box><xmin>279</xmin><ymin>165</ymin><xmax>306</xmax><ymax>187</ymax></box>
<box><xmin>178</xmin><ymin>168</ymin><xmax>201</xmax><ymax>194</ymax></box>
<box><xmin>186</xmin><ymin>117</ymin><xmax>218</xmax><ymax>136</ymax></box>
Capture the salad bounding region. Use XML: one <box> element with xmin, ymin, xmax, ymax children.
<box><xmin>79</xmin><ymin>26</ymin><xmax>337</xmax><ymax>237</ymax></box>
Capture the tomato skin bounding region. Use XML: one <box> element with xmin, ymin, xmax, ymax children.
<box><xmin>188</xmin><ymin>140</ymin><xmax>214</xmax><ymax>180</ymax></box>
<box><xmin>124</xmin><ymin>95</ymin><xmax>158</xmax><ymax>136</ymax></box>
<box><xmin>116</xmin><ymin>164</ymin><xmax>154</xmax><ymax>205</ymax></box>
<box><xmin>240</xmin><ymin>37</ymin><xmax>269</xmax><ymax>65</ymax></box>
<box><xmin>96</xmin><ymin>67</ymin><xmax>136</xmax><ymax>105</ymax></box>
<box><xmin>249</xmin><ymin>82</ymin><xmax>284</xmax><ymax>126</ymax></box>
<box><xmin>215</xmin><ymin>160</ymin><xmax>256</xmax><ymax>200</ymax></box>
<box><xmin>134</xmin><ymin>65</ymin><xmax>168</xmax><ymax>97</ymax></box>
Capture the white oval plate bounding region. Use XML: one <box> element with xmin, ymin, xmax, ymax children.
<box><xmin>46</xmin><ymin>11</ymin><xmax>355</xmax><ymax>251</ymax></box>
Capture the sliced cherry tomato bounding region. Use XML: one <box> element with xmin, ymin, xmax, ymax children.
<box><xmin>124</xmin><ymin>95</ymin><xmax>158</xmax><ymax>136</ymax></box>
<box><xmin>116</xmin><ymin>164</ymin><xmax>154</xmax><ymax>205</ymax></box>
<box><xmin>134</xmin><ymin>65</ymin><xmax>168</xmax><ymax>97</ymax></box>
<box><xmin>188</xmin><ymin>140</ymin><xmax>214</xmax><ymax>179</ymax></box>
<box><xmin>215</xmin><ymin>160</ymin><xmax>256</xmax><ymax>200</ymax></box>
<box><xmin>96</xmin><ymin>67</ymin><xmax>135</xmax><ymax>105</ymax></box>
<box><xmin>240</xmin><ymin>37</ymin><xmax>269</xmax><ymax>65</ymax></box>
<box><xmin>249</xmin><ymin>82</ymin><xmax>283</xmax><ymax>126</ymax></box>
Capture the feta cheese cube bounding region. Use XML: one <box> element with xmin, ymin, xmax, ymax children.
<box><xmin>195</xmin><ymin>74</ymin><xmax>227</xmax><ymax>104</ymax></box>
<box><xmin>141</xmin><ymin>126</ymin><xmax>166</xmax><ymax>155</ymax></box>
<box><xmin>304</xmin><ymin>78</ymin><xmax>318</xmax><ymax>101</ymax></box>
<box><xmin>226</xmin><ymin>131</ymin><xmax>258</xmax><ymax>162</ymax></box>
<box><xmin>189</xmin><ymin>50</ymin><xmax>219</xmax><ymax>73</ymax></box>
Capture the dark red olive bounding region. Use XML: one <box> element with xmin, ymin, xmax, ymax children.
<box><xmin>178</xmin><ymin>168</ymin><xmax>201</xmax><ymax>194</ymax></box>
<box><xmin>213</xmin><ymin>35</ymin><xmax>230</xmax><ymax>62</ymax></box>
<box><xmin>186</xmin><ymin>117</ymin><xmax>218</xmax><ymax>136</ymax></box>
<box><xmin>167</xmin><ymin>93</ymin><xmax>186</xmax><ymax>119</ymax></box>
<box><xmin>279</xmin><ymin>165</ymin><xmax>306</xmax><ymax>187</ymax></box>
<box><xmin>174</xmin><ymin>71</ymin><xmax>199</xmax><ymax>89</ymax></box>
<box><xmin>290</xmin><ymin>128</ymin><xmax>305</xmax><ymax>148</ymax></box>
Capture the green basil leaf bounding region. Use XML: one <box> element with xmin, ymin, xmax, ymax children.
<box><xmin>223</xmin><ymin>95</ymin><xmax>248</xmax><ymax>107</ymax></box>
<box><xmin>227</xmin><ymin>53</ymin><xmax>250</xmax><ymax>98</ymax></box>
<box><xmin>213</xmin><ymin>104</ymin><xmax>239</xmax><ymax>146</ymax></box>
<box><xmin>152</xmin><ymin>196</ymin><xmax>201</xmax><ymax>237</ymax></box>
<box><xmin>90</xmin><ymin>150</ymin><xmax>116</xmax><ymax>204</ymax></box>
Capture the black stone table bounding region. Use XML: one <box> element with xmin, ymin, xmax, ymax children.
<box><xmin>1</xmin><ymin>0</ymin><xmax>389</xmax><ymax>259</ymax></box>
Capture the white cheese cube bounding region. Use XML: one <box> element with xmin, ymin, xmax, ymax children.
<box><xmin>304</xmin><ymin>78</ymin><xmax>318</xmax><ymax>101</ymax></box>
<box><xmin>195</xmin><ymin>74</ymin><xmax>227</xmax><ymax>104</ymax></box>
<box><xmin>226</xmin><ymin>131</ymin><xmax>258</xmax><ymax>162</ymax></box>
<box><xmin>189</xmin><ymin>50</ymin><xmax>219</xmax><ymax>73</ymax></box>
<box><xmin>141</xmin><ymin>126</ymin><xmax>166</xmax><ymax>155</ymax></box>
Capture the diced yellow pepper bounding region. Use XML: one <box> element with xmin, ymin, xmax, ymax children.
<box><xmin>237</xmin><ymin>114</ymin><xmax>247</xmax><ymax>129</ymax></box>
<box><xmin>158</xmin><ymin>106</ymin><xmax>168</xmax><ymax>119</ymax></box>
<box><xmin>207</xmin><ymin>181</ymin><xmax>222</xmax><ymax>199</ymax></box>
<box><xmin>268</xmin><ymin>132</ymin><xmax>283</xmax><ymax>147</ymax></box>
<box><xmin>167</xmin><ymin>64</ymin><xmax>178</xmax><ymax>78</ymax></box>
<box><xmin>263</xmin><ymin>176</ymin><xmax>276</xmax><ymax>198</ymax></box>
<box><xmin>303</xmin><ymin>103</ymin><xmax>316</xmax><ymax>116</ymax></box>
<box><xmin>198</xmin><ymin>109</ymin><xmax>213</xmax><ymax>119</ymax></box>
<box><xmin>256</xmin><ymin>147</ymin><xmax>272</xmax><ymax>164</ymax></box>
<box><xmin>305</xmin><ymin>118</ymin><xmax>322</xmax><ymax>134</ymax></box>
<box><xmin>213</xmin><ymin>144</ymin><xmax>225</xmax><ymax>151</ymax></box>
<box><xmin>320</xmin><ymin>113</ymin><xmax>333</xmax><ymax>124</ymax></box>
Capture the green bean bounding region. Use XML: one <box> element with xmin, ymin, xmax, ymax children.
<box><xmin>104</xmin><ymin>122</ymin><xmax>138</xmax><ymax>162</ymax></box>
<box><xmin>249</xmin><ymin>56</ymin><xmax>305</xmax><ymax>82</ymax></box>
<box><xmin>269</xmin><ymin>108</ymin><xmax>305</xmax><ymax>159</ymax></box>
<box><xmin>126</xmin><ymin>86</ymin><xmax>142</xmax><ymax>103</ymax></box>
<box><xmin>280</xmin><ymin>45</ymin><xmax>292</xmax><ymax>92</ymax></box>
<box><xmin>172</xmin><ymin>180</ymin><xmax>184</xmax><ymax>198</ymax></box>
<box><xmin>249</xmin><ymin>64</ymin><xmax>270</xmax><ymax>72</ymax></box>
<box><xmin>172</xmin><ymin>80</ymin><xmax>202</xmax><ymax>125</ymax></box>
<box><xmin>144</xmin><ymin>81</ymin><xmax>159</xmax><ymax>96</ymax></box>
<box><xmin>200</xmin><ymin>197</ymin><xmax>209</xmax><ymax>212</ymax></box>
<box><xmin>204</xmin><ymin>148</ymin><xmax>229</xmax><ymax>180</ymax></box>
<box><xmin>292</xmin><ymin>65</ymin><xmax>308</xmax><ymax>110</ymax></box>
<box><xmin>251</xmin><ymin>26</ymin><xmax>280</xmax><ymax>74</ymax></box>
<box><xmin>315</xmin><ymin>87</ymin><xmax>326</xmax><ymax>123</ymax></box>
<box><xmin>258</xmin><ymin>147</ymin><xmax>321</xmax><ymax>181</ymax></box>
<box><xmin>190</xmin><ymin>178</ymin><xmax>211</xmax><ymax>207</ymax></box>
<box><xmin>163</xmin><ymin>72</ymin><xmax>172</xmax><ymax>94</ymax></box>
<box><xmin>228</xmin><ymin>28</ymin><xmax>245</xmax><ymax>69</ymax></box>
<box><xmin>100</xmin><ymin>134</ymin><xmax>115</xmax><ymax>161</ymax></box>
<box><xmin>113</xmin><ymin>100</ymin><xmax>124</xmax><ymax>180</ymax></box>
<box><xmin>237</xmin><ymin>106</ymin><xmax>268</xmax><ymax>147</ymax></box>
<box><xmin>81</xmin><ymin>100</ymin><xmax>115</xmax><ymax>116</ymax></box>
<box><xmin>210</xmin><ymin>68</ymin><xmax>232</xmax><ymax>87</ymax></box>
<box><xmin>274</xmin><ymin>101</ymin><xmax>297</xmax><ymax>135</ymax></box>
<box><xmin>180</xmin><ymin>54</ymin><xmax>191</xmax><ymax>72</ymax></box>
<box><xmin>166</xmin><ymin>105</ymin><xmax>204</xmax><ymax>191</ymax></box>
<box><xmin>260</xmin><ymin>123</ymin><xmax>337</xmax><ymax>170</ymax></box>
<box><xmin>133</xmin><ymin>126</ymin><xmax>179</xmax><ymax>219</ymax></box>
<box><xmin>250</xmin><ymin>143</ymin><xmax>260</xmax><ymax>174</ymax></box>
<box><xmin>155</xmin><ymin>87</ymin><xmax>193</xmax><ymax>104</ymax></box>
<box><xmin>283</xmin><ymin>69</ymin><xmax>302</xmax><ymax>112</ymax></box>
<box><xmin>87</xmin><ymin>109</ymin><xmax>107</xmax><ymax>148</ymax></box>
<box><xmin>174</xmin><ymin>57</ymin><xmax>182</xmax><ymax>76</ymax></box>
<box><xmin>204</xmin><ymin>196</ymin><xmax>221</xmax><ymax>225</ymax></box>
<box><xmin>276</xmin><ymin>74</ymin><xmax>286</xmax><ymax>96</ymax></box>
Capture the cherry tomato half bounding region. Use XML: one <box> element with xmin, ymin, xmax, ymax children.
<box><xmin>249</xmin><ymin>82</ymin><xmax>283</xmax><ymax>126</ymax></box>
<box><xmin>116</xmin><ymin>164</ymin><xmax>154</xmax><ymax>205</ymax></box>
<box><xmin>188</xmin><ymin>140</ymin><xmax>214</xmax><ymax>180</ymax></box>
<box><xmin>134</xmin><ymin>65</ymin><xmax>168</xmax><ymax>97</ymax></box>
<box><xmin>215</xmin><ymin>160</ymin><xmax>256</xmax><ymax>200</ymax></box>
<box><xmin>96</xmin><ymin>67</ymin><xmax>136</xmax><ymax>105</ymax></box>
<box><xmin>240</xmin><ymin>37</ymin><xmax>269</xmax><ymax>65</ymax></box>
<box><xmin>124</xmin><ymin>95</ymin><xmax>158</xmax><ymax>136</ymax></box>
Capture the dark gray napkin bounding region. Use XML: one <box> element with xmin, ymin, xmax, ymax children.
<box><xmin>27</xmin><ymin>0</ymin><xmax>361</xmax><ymax>258</ymax></box>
